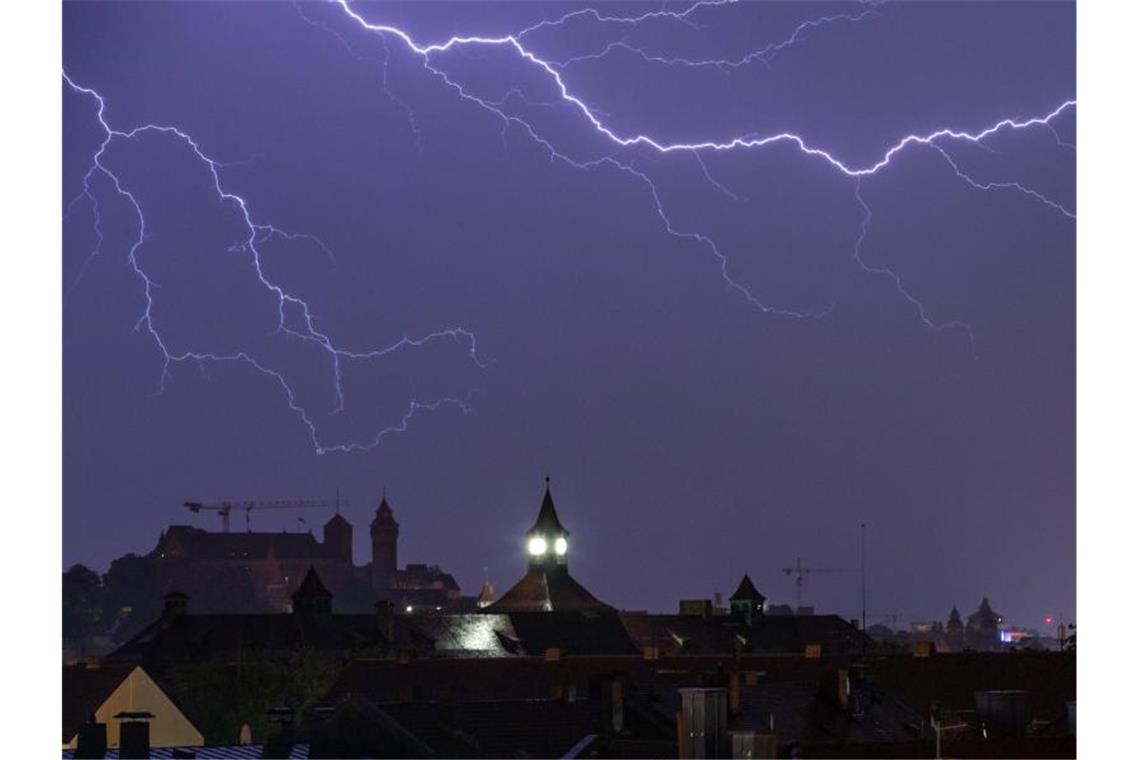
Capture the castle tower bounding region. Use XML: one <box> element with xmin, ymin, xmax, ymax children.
<box><xmin>370</xmin><ymin>495</ymin><xmax>399</xmax><ymax>592</ymax></box>
<box><xmin>323</xmin><ymin>513</ymin><xmax>353</xmax><ymax>564</ymax></box>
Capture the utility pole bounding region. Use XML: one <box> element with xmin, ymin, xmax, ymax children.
<box><xmin>860</xmin><ymin>523</ymin><xmax>867</xmax><ymax>646</ymax></box>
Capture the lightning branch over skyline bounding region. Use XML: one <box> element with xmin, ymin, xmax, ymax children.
<box><xmin>64</xmin><ymin>0</ymin><xmax>1075</xmax><ymax>456</ymax></box>
<box><xmin>63</xmin><ymin>72</ymin><xmax>487</xmax><ymax>456</ymax></box>
<box><xmin>327</xmin><ymin>0</ymin><xmax>1074</xmax><ymax>334</ymax></box>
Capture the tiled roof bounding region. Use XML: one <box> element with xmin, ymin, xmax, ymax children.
<box><xmin>487</xmin><ymin>566</ymin><xmax>612</xmax><ymax>613</ymax></box>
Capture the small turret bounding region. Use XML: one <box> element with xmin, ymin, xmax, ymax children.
<box><xmin>729</xmin><ymin>574</ymin><xmax>766</xmax><ymax>627</ymax></box>
<box><xmin>476</xmin><ymin>580</ymin><xmax>496</xmax><ymax>609</ymax></box>
<box><xmin>292</xmin><ymin>567</ymin><xmax>332</xmax><ymax>617</ymax></box>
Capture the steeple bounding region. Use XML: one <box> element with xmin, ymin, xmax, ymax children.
<box><xmin>526</xmin><ymin>478</ymin><xmax>569</xmax><ymax>568</ymax></box>
<box><xmin>476</xmin><ymin>579</ymin><xmax>496</xmax><ymax>609</ymax></box>
<box><xmin>485</xmin><ymin>478</ymin><xmax>612</xmax><ymax>614</ymax></box>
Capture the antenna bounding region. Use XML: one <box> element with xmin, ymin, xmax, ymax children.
<box><xmin>860</xmin><ymin>522</ymin><xmax>868</xmax><ymax>652</ymax></box>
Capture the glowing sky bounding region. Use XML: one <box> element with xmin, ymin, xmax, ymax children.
<box><xmin>63</xmin><ymin>1</ymin><xmax>1075</xmax><ymax>628</ymax></box>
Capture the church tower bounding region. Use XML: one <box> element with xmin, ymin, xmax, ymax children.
<box><xmin>525</xmin><ymin>478</ymin><xmax>570</xmax><ymax>570</ymax></box>
<box><xmin>485</xmin><ymin>479</ymin><xmax>611</xmax><ymax>613</ymax></box>
<box><xmin>370</xmin><ymin>495</ymin><xmax>399</xmax><ymax>592</ymax></box>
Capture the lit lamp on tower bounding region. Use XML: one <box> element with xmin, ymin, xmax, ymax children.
<box><xmin>482</xmin><ymin>476</ymin><xmax>612</xmax><ymax>613</ymax></box>
<box><xmin>526</xmin><ymin>477</ymin><xmax>569</xmax><ymax>567</ymax></box>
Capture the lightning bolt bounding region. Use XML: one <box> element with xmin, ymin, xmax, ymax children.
<box><xmin>528</xmin><ymin>3</ymin><xmax>882</xmax><ymax>72</ymax></box>
<box><xmin>63</xmin><ymin>72</ymin><xmax>487</xmax><ymax>455</ymax></box>
<box><xmin>65</xmin><ymin>0</ymin><xmax>1075</xmax><ymax>454</ymax></box>
<box><xmin>326</xmin><ymin>0</ymin><xmax>1074</xmax><ymax>338</ymax></box>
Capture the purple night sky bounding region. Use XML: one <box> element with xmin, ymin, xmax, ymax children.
<box><xmin>62</xmin><ymin>1</ymin><xmax>1075</xmax><ymax>629</ymax></box>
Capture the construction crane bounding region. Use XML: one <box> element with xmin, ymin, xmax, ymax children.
<box><xmin>183</xmin><ymin>497</ymin><xmax>349</xmax><ymax>533</ymax></box>
<box><xmin>780</xmin><ymin>557</ymin><xmax>856</xmax><ymax>611</ymax></box>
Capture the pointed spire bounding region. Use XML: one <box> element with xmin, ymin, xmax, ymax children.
<box><xmin>730</xmin><ymin>573</ymin><xmax>765</xmax><ymax>603</ymax></box>
<box><xmin>293</xmin><ymin>566</ymin><xmax>332</xmax><ymax>602</ymax></box>
<box><xmin>528</xmin><ymin>477</ymin><xmax>567</xmax><ymax>536</ymax></box>
<box><xmin>373</xmin><ymin>489</ymin><xmax>397</xmax><ymax>526</ymax></box>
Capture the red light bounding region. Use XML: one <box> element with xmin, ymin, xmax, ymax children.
<box><xmin>1044</xmin><ymin>616</ymin><xmax>1054</xmax><ymax>624</ymax></box>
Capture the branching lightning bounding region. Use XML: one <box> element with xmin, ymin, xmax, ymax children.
<box><xmin>327</xmin><ymin>0</ymin><xmax>1074</xmax><ymax>331</ymax></box>
<box><xmin>529</xmin><ymin>3</ymin><xmax>882</xmax><ymax>72</ymax></box>
<box><xmin>63</xmin><ymin>73</ymin><xmax>487</xmax><ymax>455</ymax></box>
<box><xmin>65</xmin><ymin>0</ymin><xmax>1075</xmax><ymax>454</ymax></box>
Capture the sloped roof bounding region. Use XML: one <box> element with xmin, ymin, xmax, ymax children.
<box><xmin>730</xmin><ymin>573</ymin><xmax>765</xmax><ymax>603</ymax></box>
<box><xmin>323</xmin><ymin>513</ymin><xmax>351</xmax><ymax>530</ymax></box>
<box><xmin>372</xmin><ymin>496</ymin><xmax>397</xmax><ymax>526</ymax></box>
<box><xmin>750</xmin><ymin>614</ymin><xmax>870</xmax><ymax>655</ymax></box>
<box><xmin>62</xmin><ymin>664</ymin><xmax>137</xmax><ymax>742</ymax></box>
<box><xmin>156</xmin><ymin>525</ymin><xmax>327</xmax><ymax>561</ymax></box>
<box><xmin>293</xmin><ymin>566</ymin><xmax>332</xmax><ymax>602</ymax></box>
<box><xmin>528</xmin><ymin>484</ymin><xmax>568</xmax><ymax>536</ymax></box>
<box><xmin>377</xmin><ymin>699</ymin><xmax>598</xmax><ymax>758</ymax></box>
<box><xmin>107</xmin><ymin>611</ymin><xmax>387</xmax><ymax>664</ymax></box>
<box><xmin>507</xmin><ymin>611</ymin><xmax>638</xmax><ymax>655</ymax></box>
<box><xmin>486</xmin><ymin>566</ymin><xmax>611</xmax><ymax>613</ymax></box>
<box><xmin>620</xmin><ymin>613</ymin><xmax>741</xmax><ymax>655</ymax></box>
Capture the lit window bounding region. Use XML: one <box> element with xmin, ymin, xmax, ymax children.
<box><xmin>528</xmin><ymin>537</ymin><xmax>547</xmax><ymax>555</ymax></box>
<box><xmin>554</xmin><ymin>537</ymin><xmax>568</xmax><ymax>555</ymax></box>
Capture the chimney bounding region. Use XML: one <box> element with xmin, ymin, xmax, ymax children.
<box><xmin>114</xmin><ymin>712</ymin><xmax>154</xmax><ymax>760</ymax></box>
<box><xmin>262</xmin><ymin>707</ymin><xmax>296</xmax><ymax>759</ymax></box>
<box><xmin>74</xmin><ymin>715</ymin><xmax>106</xmax><ymax>759</ymax></box>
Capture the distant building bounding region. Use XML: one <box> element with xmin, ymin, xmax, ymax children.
<box><xmin>113</xmin><ymin>480</ymin><xmax>870</xmax><ymax>665</ymax></box>
<box><xmin>150</xmin><ymin>493</ymin><xmax>464</xmax><ymax>613</ymax></box>
<box><xmin>965</xmin><ymin>597</ymin><xmax>1004</xmax><ymax>651</ymax></box>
